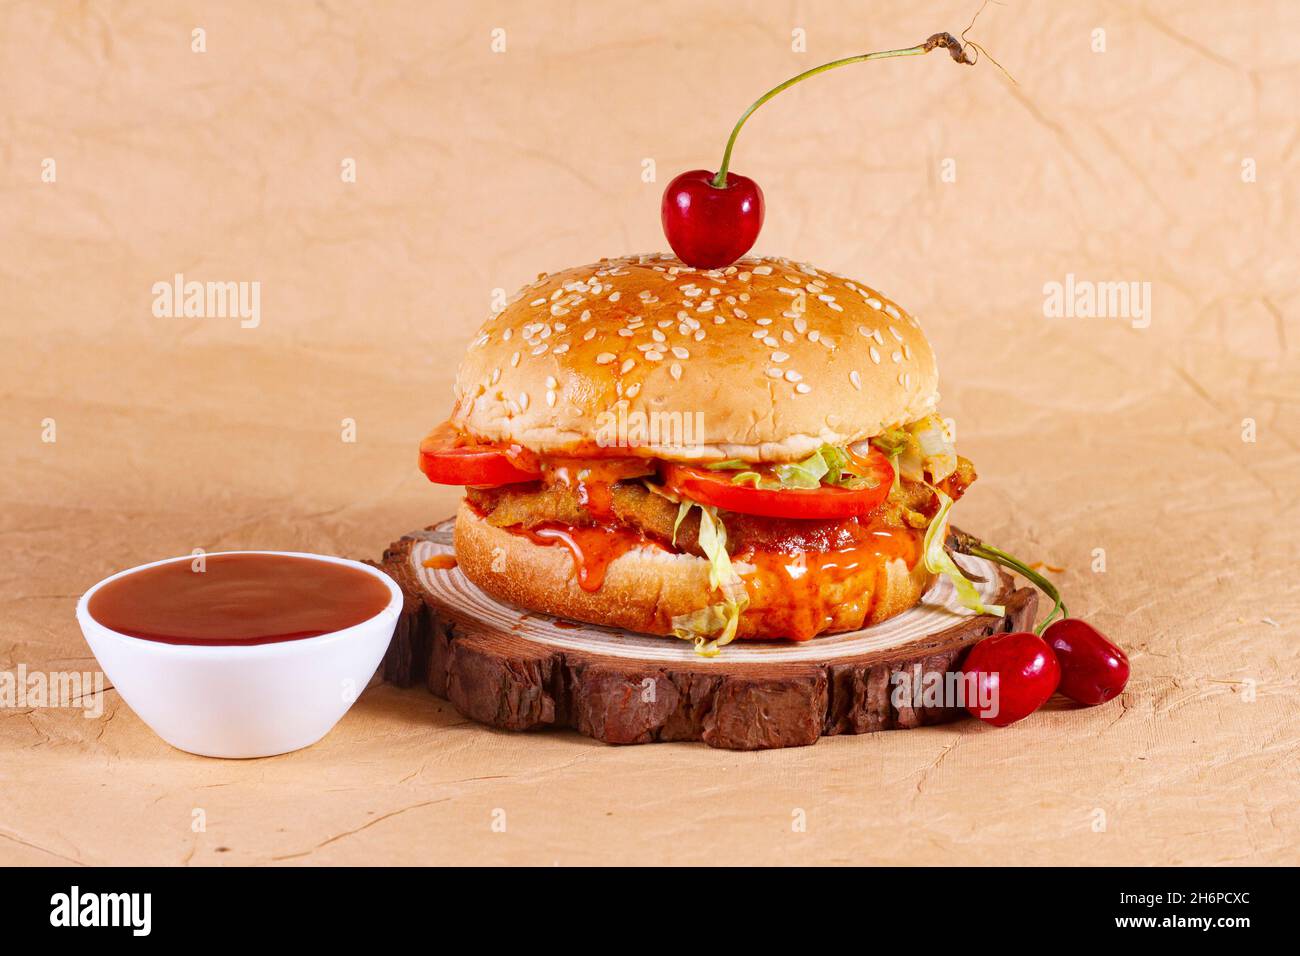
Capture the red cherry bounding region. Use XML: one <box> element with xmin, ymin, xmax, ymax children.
<box><xmin>962</xmin><ymin>631</ymin><xmax>1061</xmax><ymax>727</ymax></box>
<box><xmin>661</xmin><ymin>169</ymin><xmax>764</xmax><ymax>269</ymax></box>
<box><xmin>1043</xmin><ymin>618</ymin><xmax>1129</xmax><ymax>706</ymax></box>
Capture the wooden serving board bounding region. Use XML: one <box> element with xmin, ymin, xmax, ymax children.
<box><xmin>378</xmin><ymin>519</ymin><xmax>1037</xmax><ymax>750</ymax></box>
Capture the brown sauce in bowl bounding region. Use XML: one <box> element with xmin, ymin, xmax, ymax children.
<box><xmin>87</xmin><ymin>553</ymin><xmax>392</xmax><ymax>646</ymax></box>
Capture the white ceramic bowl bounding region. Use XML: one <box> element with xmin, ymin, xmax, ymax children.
<box><xmin>77</xmin><ymin>551</ymin><xmax>402</xmax><ymax>759</ymax></box>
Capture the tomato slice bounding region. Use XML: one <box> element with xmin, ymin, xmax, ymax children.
<box><xmin>418</xmin><ymin>423</ymin><xmax>541</xmax><ymax>488</ymax></box>
<box><xmin>661</xmin><ymin>449</ymin><xmax>894</xmax><ymax>520</ymax></box>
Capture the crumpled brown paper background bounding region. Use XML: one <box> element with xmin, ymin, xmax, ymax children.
<box><xmin>2</xmin><ymin>0</ymin><xmax>1296</xmax><ymax>865</ymax></box>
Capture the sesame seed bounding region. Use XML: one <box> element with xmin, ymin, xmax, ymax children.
<box><xmin>672</xmin><ymin>346</ymin><xmax>689</xmax><ymax>359</ymax></box>
<box><xmin>889</xmin><ymin>326</ymin><xmax>904</xmax><ymax>341</ymax></box>
<box><xmin>626</xmin><ymin>383</ymin><xmax>641</xmax><ymax>398</ymax></box>
<box><xmin>867</xmin><ymin>297</ymin><xmax>882</xmax><ymax>310</ymax></box>
<box><xmin>644</xmin><ymin>350</ymin><xmax>663</xmax><ymax>361</ymax></box>
<box><xmin>764</xmin><ymin>336</ymin><xmax>778</xmax><ymax>347</ymax></box>
<box><xmin>580</xmin><ymin>310</ymin><xmax>592</xmax><ymax>321</ymax></box>
<box><xmin>794</xmin><ymin>316</ymin><xmax>807</xmax><ymax>334</ymax></box>
<box><xmin>885</xmin><ymin>304</ymin><xmax>901</xmax><ymax>320</ymax></box>
<box><xmin>552</xmin><ymin>344</ymin><xmax>569</xmax><ymax>355</ymax></box>
<box><xmin>519</xmin><ymin>392</ymin><xmax>530</xmax><ymax>410</ymax></box>
<box><xmin>620</xmin><ymin>358</ymin><xmax>636</xmax><ymax>374</ymax></box>
<box><xmin>530</xmin><ymin>298</ymin><xmax>546</xmax><ymax>307</ymax></box>
<box><xmin>609</xmin><ymin>291</ymin><xmax>621</xmax><ymax>302</ymax></box>
<box><xmin>502</xmin><ymin>328</ymin><xmax>513</xmax><ymax>341</ymax></box>
<box><xmin>782</xmin><ymin>330</ymin><xmax>794</xmax><ymax>343</ymax></box>
<box><xmin>808</xmin><ymin>330</ymin><xmax>820</xmax><ymax>343</ymax></box>
<box><xmin>870</xmin><ymin>346</ymin><xmax>881</xmax><ymax>364</ymax></box>
<box><xmin>795</xmin><ymin>383</ymin><xmax>812</xmax><ymax>394</ymax></box>
<box><xmin>596</xmin><ymin>352</ymin><xmax>616</xmax><ymax>365</ymax></box>
<box><xmin>531</xmin><ymin>344</ymin><xmax>548</xmax><ymax>356</ymax></box>
<box><xmin>584</xmin><ymin>328</ymin><xmax>597</xmax><ymax>341</ymax></box>
<box><xmin>849</xmin><ymin>370</ymin><xmax>862</xmax><ymax>390</ymax></box>
<box><xmin>892</xmin><ymin>350</ymin><xmax>902</xmax><ymax>363</ymax></box>
<box><xmin>757</xmin><ymin>317</ymin><xmax>772</xmax><ymax>326</ymax></box>
<box><xmin>828</xmin><ymin>302</ymin><xmax>843</xmax><ymax>312</ymax></box>
<box><xmin>694</xmin><ymin>329</ymin><xmax>705</xmax><ymax>341</ymax></box>
<box><xmin>734</xmin><ymin>308</ymin><xmax>748</xmax><ymax>319</ymax></box>
<box><xmin>652</xmin><ymin>329</ymin><xmax>666</xmax><ymax>342</ymax></box>
<box><xmin>490</xmin><ymin>367</ymin><xmax>500</xmax><ymax>384</ymax></box>
<box><xmin>784</xmin><ymin>370</ymin><xmax>802</xmax><ymax>383</ymax></box>
<box><xmin>766</xmin><ymin>367</ymin><xmax>782</xmax><ymax>378</ymax></box>
<box><xmin>545</xmin><ymin>376</ymin><xmax>557</xmax><ymax>389</ymax></box>
<box><xmin>752</xmin><ymin>265</ymin><xmax>773</xmax><ymax>275</ymax></box>
<box><xmin>670</xmin><ymin>363</ymin><xmax>682</xmax><ymax>380</ymax></box>
<box><xmin>771</xmin><ymin>351</ymin><xmax>790</xmax><ymax>363</ymax></box>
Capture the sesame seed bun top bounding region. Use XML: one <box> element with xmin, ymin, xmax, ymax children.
<box><xmin>451</xmin><ymin>253</ymin><xmax>940</xmax><ymax>462</ymax></box>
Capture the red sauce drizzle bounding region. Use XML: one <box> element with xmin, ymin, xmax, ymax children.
<box><xmin>738</xmin><ymin>522</ymin><xmax>923</xmax><ymax>641</ymax></box>
<box><xmin>519</xmin><ymin>523</ymin><xmax>655</xmax><ymax>592</ymax></box>
<box><xmin>542</xmin><ymin>459</ymin><xmax>652</xmax><ymax>523</ymax></box>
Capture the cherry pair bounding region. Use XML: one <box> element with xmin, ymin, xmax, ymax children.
<box><xmin>962</xmin><ymin>620</ymin><xmax>1129</xmax><ymax>728</ymax></box>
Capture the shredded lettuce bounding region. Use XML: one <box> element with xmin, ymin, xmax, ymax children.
<box><xmin>669</xmin><ymin>602</ymin><xmax>739</xmax><ymax>657</ymax></box>
<box><xmin>671</xmin><ymin>500</ymin><xmax>691</xmax><ymax>546</ymax></box>
<box><xmin>869</xmin><ymin>427</ymin><xmax>909</xmax><ymax>459</ymax></box>
<box><xmin>728</xmin><ymin>444</ymin><xmax>877</xmax><ymax>491</ymax></box>
<box><xmin>869</xmin><ymin>418</ymin><xmax>958</xmax><ymax>485</ymax></box>
<box><xmin>773</xmin><ymin>449</ymin><xmax>830</xmax><ymax>488</ymax></box>
<box><xmin>819</xmin><ymin>445</ymin><xmax>849</xmax><ymax>484</ymax></box>
<box><xmin>719</xmin><ymin>421</ymin><xmax>953</xmax><ymax>497</ymax></box>
<box><xmin>670</xmin><ymin>504</ymin><xmax>749</xmax><ymax>656</ymax></box>
<box><xmin>923</xmin><ymin>490</ymin><xmax>1005</xmax><ymax>616</ymax></box>
<box><xmin>908</xmin><ymin>415</ymin><xmax>958</xmax><ymax>483</ymax></box>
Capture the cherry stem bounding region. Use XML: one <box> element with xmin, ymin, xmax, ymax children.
<box><xmin>711</xmin><ymin>32</ymin><xmax>976</xmax><ymax>188</ymax></box>
<box><xmin>947</xmin><ymin>529</ymin><xmax>1069</xmax><ymax>635</ymax></box>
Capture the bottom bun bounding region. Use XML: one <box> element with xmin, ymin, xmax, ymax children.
<box><xmin>454</xmin><ymin>501</ymin><xmax>932</xmax><ymax>641</ymax></box>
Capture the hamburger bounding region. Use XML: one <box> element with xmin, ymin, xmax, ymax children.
<box><xmin>418</xmin><ymin>253</ymin><xmax>997</xmax><ymax>654</ymax></box>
